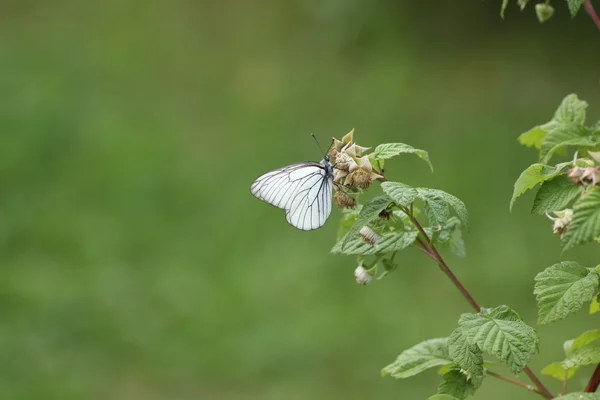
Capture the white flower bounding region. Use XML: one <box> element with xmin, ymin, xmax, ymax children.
<box><xmin>546</xmin><ymin>209</ymin><xmax>573</xmax><ymax>236</ymax></box>
<box><xmin>354</xmin><ymin>265</ymin><xmax>373</xmax><ymax>285</ymax></box>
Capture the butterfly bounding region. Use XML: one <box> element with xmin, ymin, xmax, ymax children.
<box><xmin>250</xmin><ymin>154</ymin><xmax>334</xmax><ymax>231</ymax></box>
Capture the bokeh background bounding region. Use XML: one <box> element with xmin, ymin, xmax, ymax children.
<box><xmin>1</xmin><ymin>1</ymin><xmax>600</xmax><ymax>399</ymax></box>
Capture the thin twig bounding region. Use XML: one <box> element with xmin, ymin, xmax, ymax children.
<box><xmin>584</xmin><ymin>0</ymin><xmax>600</xmax><ymax>30</ymax></box>
<box><xmin>487</xmin><ymin>370</ymin><xmax>542</xmax><ymax>396</ymax></box>
<box><xmin>562</xmin><ymin>369</ymin><xmax>567</xmax><ymax>395</ymax></box>
<box><xmin>585</xmin><ymin>363</ymin><xmax>600</xmax><ymax>392</ymax></box>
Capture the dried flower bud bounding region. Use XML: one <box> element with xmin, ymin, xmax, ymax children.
<box><xmin>568</xmin><ymin>166</ymin><xmax>586</xmax><ymax>184</ymax></box>
<box><xmin>333</xmin><ymin>190</ymin><xmax>357</xmax><ymax>209</ymax></box>
<box><xmin>354</xmin><ymin>265</ymin><xmax>372</xmax><ymax>285</ymax></box>
<box><xmin>345</xmin><ymin>168</ymin><xmax>371</xmax><ymax>189</ymax></box>
<box><xmin>547</xmin><ymin>209</ymin><xmax>573</xmax><ymax>236</ymax></box>
<box><xmin>335</xmin><ymin>152</ymin><xmax>355</xmax><ymax>172</ymax></box>
<box><xmin>379</xmin><ymin>209</ymin><xmax>392</xmax><ymax>220</ymax></box>
<box><xmin>581</xmin><ymin>166</ymin><xmax>600</xmax><ymax>185</ymax></box>
<box><xmin>359</xmin><ymin>226</ymin><xmax>379</xmax><ymax>245</ymax></box>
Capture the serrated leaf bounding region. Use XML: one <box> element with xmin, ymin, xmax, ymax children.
<box><xmin>341</xmin><ymin>195</ymin><xmax>392</xmax><ymax>250</ymax></box>
<box><xmin>416</xmin><ymin>188</ymin><xmax>469</xmax><ymax>240</ymax></box>
<box><xmin>534</xmin><ymin>262</ymin><xmax>599</xmax><ymax>325</ymax></box>
<box><xmin>568</xmin><ymin>0</ymin><xmax>585</xmax><ymax>16</ymax></box>
<box><xmin>541</xmin><ymin>362</ymin><xmax>578</xmax><ymax>381</ymax></box>
<box><xmin>429</xmin><ymin>395</ymin><xmax>460</xmax><ymax>400</ymax></box>
<box><xmin>538</xmin><ymin>94</ymin><xmax>590</xmax><ymax>163</ymax></box>
<box><xmin>518</xmin><ymin>126</ymin><xmax>547</xmax><ymax>149</ymax></box>
<box><xmin>437</xmin><ymin>369</ymin><xmax>475</xmax><ymax>400</ymax></box>
<box><xmin>382</xmin><ymin>338</ymin><xmax>452</xmax><ymax>379</ymax></box>
<box><xmin>570</xmin><ymin>330</ymin><xmax>600</xmax><ymax>354</ymax></box>
<box><xmin>381</xmin><ymin>182</ymin><xmax>418</xmax><ymax>207</ymax></box>
<box><xmin>332</xmin><ymin>230</ymin><xmax>418</xmax><ymax>255</ymax></box>
<box><xmin>416</xmin><ymin>188</ymin><xmax>449</xmax><ymax>241</ymax></box>
<box><xmin>448</xmin><ymin>328</ymin><xmax>484</xmax><ymax>389</ymax></box>
<box><xmin>555</xmin><ymin>394</ymin><xmax>600</xmax><ymax>400</ymax></box>
<box><xmin>590</xmin><ymin>296</ymin><xmax>600</xmax><ymax>314</ymax></box>
<box><xmin>541</xmin><ymin>136</ymin><xmax>599</xmax><ymax>164</ymax></box>
<box><xmin>531</xmin><ymin>175</ymin><xmax>582</xmax><ymax>215</ymax></box>
<box><xmin>372</xmin><ymin>143</ymin><xmax>433</xmax><ymax>172</ymax></box>
<box><xmin>510</xmin><ymin>163</ymin><xmax>570</xmax><ymax>211</ymax></box>
<box><xmin>436</xmin><ymin>217</ymin><xmax>466</xmax><ymax>257</ymax></box>
<box><xmin>500</xmin><ymin>0</ymin><xmax>510</xmax><ymax>18</ymax></box>
<box><xmin>457</xmin><ymin>305</ymin><xmax>538</xmax><ymax>373</ymax></box>
<box><xmin>562</xmin><ymin>187</ymin><xmax>600</xmax><ymax>251</ymax></box>
<box><xmin>564</xmin><ymin>346</ymin><xmax>600</xmax><ymax>369</ymax></box>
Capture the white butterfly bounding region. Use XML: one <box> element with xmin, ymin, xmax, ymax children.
<box><xmin>250</xmin><ymin>155</ymin><xmax>334</xmax><ymax>230</ymax></box>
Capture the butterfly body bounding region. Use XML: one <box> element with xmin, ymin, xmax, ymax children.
<box><xmin>250</xmin><ymin>156</ymin><xmax>333</xmax><ymax>230</ymax></box>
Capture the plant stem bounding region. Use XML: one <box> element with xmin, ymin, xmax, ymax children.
<box><xmin>584</xmin><ymin>1</ymin><xmax>600</xmax><ymax>30</ymax></box>
<box><xmin>487</xmin><ymin>370</ymin><xmax>542</xmax><ymax>396</ymax></box>
<box><xmin>585</xmin><ymin>363</ymin><xmax>600</xmax><ymax>392</ymax></box>
<box><xmin>407</xmin><ymin>209</ymin><xmax>554</xmax><ymax>399</ymax></box>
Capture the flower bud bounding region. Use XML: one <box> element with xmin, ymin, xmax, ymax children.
<box><xmin>547</xmin><ymin>209</ymin><xmax>573</xmax><ymax>236</ymax></box>
<box><xmin>335</xmin><ymin>152</ymin><xmax>355</xmax><ymax>172</ymax></box>
<box><xmin>345</xmin><ymin>168</ymin><xmax>373</xmax><ymax>189</ymax></box>
<box><xmin>333</xmin><ymin>190</ymin><xmax>357</xmax><ymax>209</ymax></box>
<box><xmin>568</xmin><ymin>166</ymin><xmax>585</xmax><ymax>184</ymax></box>
<box><xmin>581</xmin><ymin>166</ymin><xmax>600</xmax><ymax>185</ymax></box>
<box><xmin>354</xmin><ymin>265</ymin><xmax>372</xmax><ymax>285</ymax></box>
<box><xmin>359</xmin><ymin>226</ymin><xmax>379</xmax><ymax>245</ymax></box>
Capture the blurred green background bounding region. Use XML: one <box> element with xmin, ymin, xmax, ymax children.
<box><xmin>1</xmin><ymin>1</ymin><xmax>600</xmax><ymax>399</ymax></box>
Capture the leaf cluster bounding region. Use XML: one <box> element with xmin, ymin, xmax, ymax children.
<box><xmin>383</xmin><ymin>305</ymin><xmax>539</xmax><ymax>399</ymax></box>
<box><xmin>501</xmin><ymin>0</ymin><xmax>586</xmax><ymax>23</ymax></box>
<box><xmin>511</xmin><ymin>94</ymin><xmax>600</xmax><ymax>251</ymax></box>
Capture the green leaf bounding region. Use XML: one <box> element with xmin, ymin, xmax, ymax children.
<box><xmin>372</xmin><ymin>143</ymin><xmax>433</xmax><ymax>172</ymax></box>
<box><xmin>416</xmin><ymin>188</ymin><xmax>469</xmax><ymax>239</ymax></box>
<box><xmin>535</xmin><ymin>3</ymin><xmax>554</xmax><ymax>22</ymax></box>
<box><xmin>590</xmin><ymin>296</ymin><xmax>600</xmax><ymax>314</ymax></box>
<box><xmin>562</xmin><ymin>187</ymin><xmax>600</xmax><ymax>251</ymax></box>
<box><xmin>531</xmin><ymin>175</ymin><xmax>582</xmax><ymax>215</ymax></box>
<box><xmin>534</xmin><ymin>262</ymin><xmax>599</xmax><ymax>325</ymax></box>
<box><xmin>517</xmin><ymin>0</ymin><xmax>530</xmax><ymax>10</ymax></box>
<box><xmin>457</xmin><ymin>305</ymin><xmax>538</xmax><ymax>374</ymax></box>
<box><xmin>540</xmin><ymin>136</ymin><xmax>599</xmax><ymax>165</ymax></box>
<box><xmin>332</xmin><ymin>230</ymin><xmax>418</xmax><ymax>255</ymax></box>
<box><xmin>341</xmin><ymin>195</ymin><xmax>392</xmax><ymax>250</ymax></box>
<box><xmin>382</xmin><ymin>338</ymin><xmax>452</xmax><ymax>379</ymax></box>
<box><xmin>555</xmin><ymin>394</ymin><xmax>600</xmax><ymax>400</ymax></box>
<box><xmin>567</xmin><ymin>0</ymin><xmax>585</xmax><ymax>16</ymax></box>
<box><xmin>570</xmin><ymin>330</ymin><xmax>600</xmax><ymax>354</ymax></box>
<box><xmin>564</xmin><ymin>346</ymin><xmax>600</xmax><ymax>369</ymax></box>
<box><xmin>336</xmin><ymin>208</ymin><xmax>360</xmax><ymax>240</ymax></box>
<box><xmin>541</xmin><ymin>362</ymin><xmax>578</xmax><ymax>381</ymax></box>
<box><xmin>436</xmin><ymin>217</ymin><xmax>466</xmax><ymax>257</ymax></box>
<box><xmin>448</xmin><ymin>328</ymin><xmax>484</xmax><ymax>388</ymax></box>
<box><xmin>428</xmin><ymin>395</ymin><xmax>459</xmax><ymax>400</ymax></box>
<box><xmin>538</xmin><ymin>94</ymin><xmax>589</xmax><ymax>163</ymax></box>
<box><xmin>500</xmin><ymin>0</ymin><xmax>510</xmax><ymax>18</ymax></box>
<box><xmin>518</xmin><ymin>126</ymin><xmax>547</xmax><ymax>149</ymax></box>
<box><xmin>381</xmin><ymin>182</ymin><xmax>418</xmax><ymax>207</ymax></box>
<box><xmin>437</xmin><ymin>369</ymin><xmax>475</xmax><ymax>400</ymax></box>
<box><xmin>510</xmin><ymin>163</ymin><xmax>569</xmax><ymax>211</ymax></box>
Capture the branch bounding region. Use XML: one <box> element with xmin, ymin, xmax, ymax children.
<box><xmin>585</xmin><ymin>363</ymin><xmax>600</xmax><ymax>392</ymax></box>
<box><xmin>585</xmin><ymin>0</ymin><xmax>600</xmax><ymax>30</ymax></box>
<box><xmin>407</xmin><ymin>209</ymin><xmax>554</xmax><ymax>399</ymax></box>
<box><xmin>487</xmin><ymin>370</ymin><xmax>542</xmax><ymax>396</ymax></box>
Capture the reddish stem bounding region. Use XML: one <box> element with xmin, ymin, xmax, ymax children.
<box><xmin>585</xmin><ymin>363</ymin><xmax>600</xmax><ymax>392</ymax></box>
<box><xmin>585</xmin><ymin>0</ymin><xmax>600</xmax><ymax>30</ymax></box>
<box><xmin>407</xmin><ymin>209</ymin><xmax>554</xmax><ymax>399</ymax></box>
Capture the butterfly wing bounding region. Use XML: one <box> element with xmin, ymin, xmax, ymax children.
<box><xmin>251</xmin><ymin>162</ymin><xmax>333</xmax><ymax>230</ymax></box>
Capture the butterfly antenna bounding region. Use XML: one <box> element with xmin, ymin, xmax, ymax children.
<box><xmin>311</xmin><ymin>133</ymin><xmax>333</xmax><ymax>158</ymax></box>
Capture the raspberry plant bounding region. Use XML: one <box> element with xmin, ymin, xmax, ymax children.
<box><xmin>330</xmin><ymin>94</ymin><xmax>600</xmax><ymax>399</ymax></box>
